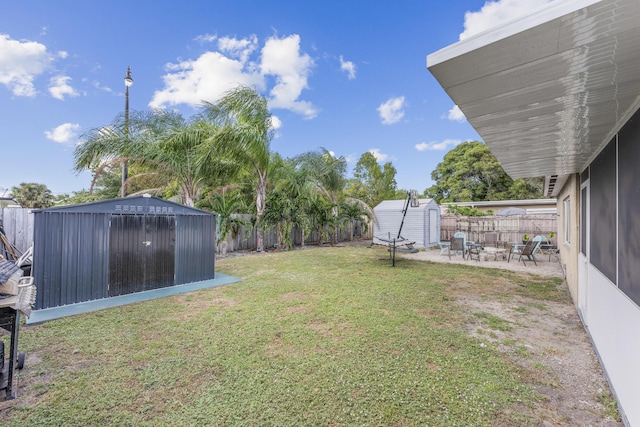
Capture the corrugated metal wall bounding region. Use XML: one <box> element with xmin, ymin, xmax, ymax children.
<box><xmin>108</xmin><ymin>215</ymin><xmax>176</xmax><ymax>296</ymax></box>
<box><xmin>175</xmin><ymin>214</ymin><xmax>216</xmax><ymax>285</ymax></box>
<box><xmin>33</xmin><ymin>196</ymin><xmax>217</xmax><ymax>310</ymax></box>
<box><xmin>33</xmin><ymin>212</ymin><xmax>110</xmax><ymax>309</ymax></box>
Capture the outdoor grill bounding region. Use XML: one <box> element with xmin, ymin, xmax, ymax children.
<box><xmin>0</xmin><ymin>259</ymin><xmax>36</xmax><ymax>400</ymax></box>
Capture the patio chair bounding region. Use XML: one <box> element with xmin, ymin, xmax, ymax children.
<box><xmin>508</xmin><ymin>235</ymin><xmax>543</xmax><ymax>264</ymax></box>
<box><xmin>452</xmin><ymin>232</ymin><xmax>467</xmax><ymax>256</ymax></box>
<box><xmin>437</xmin><ymin>239</ymin><xmax>451</xmax><ymax>255</ymax></box>
<box><xmin>448</xmin><ymin>237</ymin><xmax>465</xmax><ymax>259</ymax></box>
<box><xmin>483</xmin><ymin>232</ymin><xmax>499</xmax><ymax>248</ymax></box>
<box><xmin>530</xmin><ymin>235</ymin><xmax>544</xmax><ymax>259</ymax></box>
<box><xmin>510</xmin><ymin>239</ymin><xmax>538</xmax><ymax>265</ymax></box>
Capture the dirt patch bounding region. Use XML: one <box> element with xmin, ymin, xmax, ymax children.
<box><xmin>393</xmin><ymin>243</ymin><xmax>621</xmax><ymax>425</ymax></box>
<box><xmin>457</xmin><ymin>291</ymin><xmax>620</xmax><ymax>425</ymax></box>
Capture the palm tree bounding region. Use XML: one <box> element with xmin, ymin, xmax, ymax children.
<box><xmin>306</xmin><ymin>196</ymin><xmax>336</xmax><ymax>245</ymax></box>
<box><xmin>201</xmin><ymin>86</ymin><xmax>274</xmax><ymax>252</ymax></box>
<box><xmin>297</xmin><ymin>148</ymin><xmax>349</xmax><ymax>244</ymax></box>
<box><xmin>140</xmin><ymin>116</ymin><xmax>239</xmax><ymax>206</ymax></box>
<box><xmin>75</xmin><ymin>110</ymin><xmax>237</xmax><ymax>207</ymax></box>
<box><xmin>10</xmin><ymin>183</ymin><xmax>54</xmax><ymax>208</ymax></box>
<box><xmin>74</xmin><ymin>109</ymin><xmax>154</xmax><ymax>197</ymax></box>
<box><xmin>258</xmin><ymin>154</ymin><xmax>315</xmax><ymax>249</ymax></box>
<box><xmin>199</xmin><ymin>190</ymin><xmax>251</xmax><ymax>256</ymax></box>
<box><xmin>339</xmin><ymin>200</ymin><xmax>372</xmax><ymax>241</ymax></box>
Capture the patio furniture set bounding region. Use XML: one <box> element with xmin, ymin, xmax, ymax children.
<box><xmin>439</xmin><ymin>232</ymin><xmax>558</xmax><ymax>265</ymax></box>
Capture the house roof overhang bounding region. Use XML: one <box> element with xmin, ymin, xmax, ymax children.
<box><xmin>427</xmin><ymin>0</ymin><xmax>640</xmax><ymax>196</ymax></box>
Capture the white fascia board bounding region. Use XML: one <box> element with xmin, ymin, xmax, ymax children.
<box><xmin>427</xmin><ymin>0</ymin><xmax>601</xmax><ymax>68</ymax></box>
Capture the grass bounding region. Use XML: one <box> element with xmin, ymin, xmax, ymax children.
<box><xmin>472</xmin><ymin>312</ymin><xmax>513</xmax><ymax>332</ymax></box>
<box><xmin>4</xmin><ymin>245</ymin><xmax>572</xmax><ymax>426</ymax></box>
<box><xmin>597</xmin><ymin>390</ymin><xmax>623</xmax><ymax>422</ymax></box>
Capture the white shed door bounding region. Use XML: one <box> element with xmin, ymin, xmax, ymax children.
<box><xmin>429</xmin><ymin>209</ymin><xmax>438</xmax><ymax>244</ymax></box>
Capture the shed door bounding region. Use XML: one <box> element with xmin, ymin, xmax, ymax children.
<box><xmin>109</xmin><ymin>215</ymin><xmax>176</xmax><ymax>297</ymax></box>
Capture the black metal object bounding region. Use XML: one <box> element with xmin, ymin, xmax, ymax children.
<box><xmin>375</xmin><ymin>191</ymin><xmax>419</xmax><ymax>266</ymax></box>
<box><xmin>396</xmin><ymin>194</ymin><xmax>411</xmax><ymax>240</ymax></box>
<box><xmin>0</xmin><ymin>307</ymin><xmax>21</xmax><ymax>400</ymax></box>
<box><xmin>108</xmin><ymin>215</ymin><xmax>176</xmax><ymax>296</ymax></box>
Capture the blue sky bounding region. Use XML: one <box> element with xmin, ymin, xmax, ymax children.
<box><xmin>0</xmin><ymin>0</ymin><xmax>553</xmax><ymax>196</ymax></box>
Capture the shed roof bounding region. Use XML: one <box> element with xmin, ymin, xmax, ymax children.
<box><xmin>35</xmin><ymin>195</ymin><xmax>212</xmax><ymax>215</ymax></box>
<box><xmin>374</xmin><ymin>199</ymin><xmax>437</xmax><ymax>211</ymax></box>
<box><xmin>427</xmin><ymin>0</ymin><xmax>640</xmax><ymax>194</ymax></box>
<box><xmin>440</xmin><ymin>198</ymin><xmax>556</xmax><ymax>209</ymax></box>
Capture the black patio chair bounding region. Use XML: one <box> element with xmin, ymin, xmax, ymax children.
<box><xmin>448</xmin><ymin>237</ymin><xmax>465</xmax><ymax>260</ymax></box>
<box><xmin>513</xmin><ymin>239</ymin><xmax>538</xmax><ymax>266</ymax></box>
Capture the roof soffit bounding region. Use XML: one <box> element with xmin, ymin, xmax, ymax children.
<box><xmin>427</xmin><ymin>0</ymin><xmax>640</xmax><ymax>179</ymax></box>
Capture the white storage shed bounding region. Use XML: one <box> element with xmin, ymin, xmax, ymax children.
<box><xmin>373</xmin><ymin>198</ymin><xmax>440</xmax><ymax>249</ymax></box>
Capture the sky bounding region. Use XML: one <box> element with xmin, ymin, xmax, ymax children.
<box><xmin>0</xmin><ymin>0</ymin><xmax>554</xmax><ymax>197</ymax></box>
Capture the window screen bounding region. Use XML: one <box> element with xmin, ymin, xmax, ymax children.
<box><xmin>618</xmin><ymin>110</ymin><xmax>640</xmax><ymax>306</ymax></box>
<box><xmin>589</xmin><ymin>138</ymin><xmax>617</xmax><ymax>283</ymax></box>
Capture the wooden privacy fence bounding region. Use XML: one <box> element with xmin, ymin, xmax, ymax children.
<box><xmin>0</xmin><ymin>207</ymin><xmax>33</xmax><ymax>255</ymax></box>
<box><xmin>1</xmin><ymin>208</ymin><xmax>372</xmax><ymax>257</ymax></box>
<box><xmin>440</xmin><ymin>214</ymin><xmax>558</xmax><ymax>246</ymax></box>
<box><xmin>222</xmin><ymin>215</ymin><xmax>372</xmax><ymax>253</ymax></box>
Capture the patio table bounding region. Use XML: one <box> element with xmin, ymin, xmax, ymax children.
<box><xmin>483</xmin><ymin>246</ymin><xmax>507</xmax><ymax>260</ymax></box>
<box><xmin>540</xmin><ymin>243</ymin><xmax>559</xmax><ymax>262</ymax></box>
<box><xmin>466</xmin><ymin>241</ymin><xmax>481</xmax><ymax>261</ymax></box>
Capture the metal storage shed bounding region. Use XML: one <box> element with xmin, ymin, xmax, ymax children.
<box><xmin>32</xmin><ymin>195</ymin><xmax>216</xmax><ymax>310</ymax></box>
<box><xmin>373</xmin><ymin>198</ymin><xmax>440</xmax><ymax>249</ymax></box>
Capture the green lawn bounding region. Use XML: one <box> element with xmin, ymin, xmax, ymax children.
<box><xmin>4</xmin><ymin>246</ymin><xmax>570</xmax><ymax>426</ymax></box>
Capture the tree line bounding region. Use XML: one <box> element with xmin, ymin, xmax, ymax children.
<box><xmin>9</xmin><ymin>87</ymin><xmax>542</xmax><ymax>251</ymax></box>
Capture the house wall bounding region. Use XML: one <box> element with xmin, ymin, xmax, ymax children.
<box><xmin>573</xmin><ymin>108</ymin><xmax>640</xmax><ymax>426</ymax></box>
<box><xmin>586</xmin><ymin>265</ymin><xmax>640</xmax><ymax>426</ymax></box>
<box><xmin>556</xmin><ymin>174</ymin><xmax>580</xmax><ymax>303</ymax></box>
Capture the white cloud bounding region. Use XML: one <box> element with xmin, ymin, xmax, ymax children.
<box><xmin>149</xmin><ymin>49</ymin><xmax>264</xmax><ymax>109</ymax></box>
<box><xmin>92</xmin><ymin>80</ymin><xmax>113</xmax><ymax>93</ymax></box>
<box><xmin>261</xmin><ymin>34</ymin><xmax>317</xmax><ymax>119</ymax></box>
<box><xmin>0</xmin><ymin>33</ymin><xmax>53</xmax><ymax>97</ymax></box>
<box><xmin>377</xmin><ymin>96</ymin><xmax>405</xmax><ymax>125</ymax></box>
<box><xmin>44</xmin><ymin>123</ymin><xmax>80</xmax><ymax>145</ymax></box>
<box><xmin>218</xmin><ymin>35</ymin><xmax>258</xmax><ymax>63</ymax></box>
<box><xmin>460</xmin><ymin>0</ymin><xmax>557</xmax><ymax>40</ymax></box>
<box><xmin>149</xmin><ymin>33</ymin><xmax>318</xmax><ymax>119</ymax></box>
<box><xmin>369</xmin><ymin>148</ymin><xmax>389</xmax><ymax>162</ymax></box>
<box><xmin>415</xmin><ymin>139</ymin><xmax>462</xmax><ymax>151</ymax></box>
<box><xmin>447</xmin><ymin>105</ymin><xmax>466</xmax><ymax>122</ymax></box>
<box><xmin>270</xmin><ymin>115</ymin><xmax>282</xmax><ymax>130</ymax></box>
<box><xmin>49</xmin><ymin>75</ymin><xmax>78</xmax><ymax>100</ymax></box>
<box><xmin>339</xmin><ymin>55</ymin><xmax>356</xmax><ymax>80</ymax></box>
<box><xmin>194</xmin><ymin>33</ymin><xmax>217</xmax><ymax>44</ymax></box>
<box><xmin>57</xmin><ymin>51</ymin><xmax>68</xmax><ymax>59</ymax></box>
